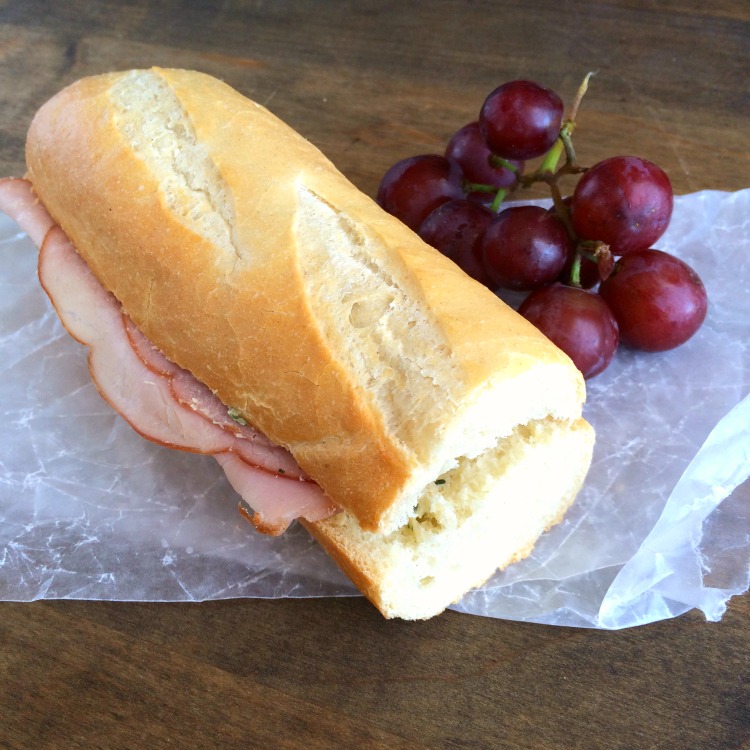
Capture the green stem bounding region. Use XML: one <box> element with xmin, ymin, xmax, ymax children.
<box><xmin>538</xmin><ymin>119</ymin><xmax>577</xmax><ymax>176</ymax></box>
<box><xmin>550</xmin><ymin>181</ymin><xmax>576</xmax><ymax>239</ymax></box>
<box><xmin>531</xmin><ymin>71</ymin><xmax>593</xmax><ymax>180</ymax></box>
<box><xmin>463</xmin><ymin>180</ymin><xmax>498</xmax><ymax>194</ymax></box>
<box><xmin>560</xmin><ymin>124</ymin><xmax>577</xmax><ymax>164</ymax></box>
<box><xmin>569</xmin><ymin>251</ymin><xmax>582</xmax><ymax>288</ymax></box>
<box><xmin>490</xmin><ymin>188</ymin><xmax>507</xmax><ymax>212</ymax></box>
<box><xmin>538</xmin><ymin>137</ymin><xmax>565</xmax><ymax>175</ymax></box>
<box><xmin>488</xmin><ymin>155</ymin><xmax>521</xmax><ymax>174</ymax></box>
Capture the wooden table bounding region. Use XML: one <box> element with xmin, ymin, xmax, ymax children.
<box><xmin>1</xmin><ymin>2</ymin><xmax>748</xmax><ymax>747</ymax></box>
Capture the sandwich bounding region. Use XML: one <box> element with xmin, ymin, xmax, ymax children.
<box><xmin>1</xmin><ymin>68</ymin><xmax>594</xmax><ymax>619</ymax></box>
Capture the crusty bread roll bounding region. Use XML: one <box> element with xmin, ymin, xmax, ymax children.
<box><xmin>26</xmin><ymin>68</ymin><xmax>594</xmax><ymax>619</ymax></box>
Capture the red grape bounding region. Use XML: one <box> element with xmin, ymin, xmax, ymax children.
<box><xmin>598</xmin><ymin>249</ymin><xmax>707</xmax><ymax>352</ymax></box>
<box><xmin>479</xmin><ymin>80</ymin><xmax>564</xmax><ymax>160</ymax></box>
<box><xmin>445</xmin><ymin>121</ymin><xmax>523</xmax><ymax>198</ymax></box>
<box><xmin>518</xmin><ymin>285</ymin><xmax>619</xmax><ymax>379</ymax></box>
<box><xmin>376</xmin><ymin>155</ymin><xmax>464</xmax><ymax>231</ymax></box>
<box><xmin>448</xmin><ymin>241</ymin><xmax>493</xmax><ymax>288</ymax></box>
<box><xmin>418</xmin><ymin>199</ymin><xmax>494</xmax><ymax>285</ymax></box>
<box><xmin>571</xmin><ymin>156</ymin><xmax>673</xmax><ymax>256</ymax></box>
<box><xmin>480</xmin><ymin>205</ymin><xmax>572</xmax><ymax>291</ymax></box>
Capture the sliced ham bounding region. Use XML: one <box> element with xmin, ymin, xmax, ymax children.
<box><xmin>123</xmin><ymin>315</ymin><xmax>181</xmax><ymax>377</ymax></box>
<box><xmin>0</xmin><ymin>178</ymin><xmax>56</xmax><ymax>247</ymax></box>
<box><xmin>216</xmin><ymin>454</ymin><xmax>337</xmax><ymax>535</ymax></box>
<box><xmin>39</xmin><ymin>226</ymin><xmax>251</xmax><ymax>453</ymax></box>
<box><xmin>0</xmin><ymin>179</ymin><xmax>337</xmax><ymax>534</ymax></box>
<box><xmin>123</xmin><ymin>314</ymin><xmax>308</xmax><ymax>479</ymax></box>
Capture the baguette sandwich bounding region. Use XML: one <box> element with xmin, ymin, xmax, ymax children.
<box><xmin>4</xmin><ymin>68</ymin><xmax>594</xmax><ymax>619</ymax></box>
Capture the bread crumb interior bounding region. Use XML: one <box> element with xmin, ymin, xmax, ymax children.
<box><xmin>313</xmin><ymin>415</ymin><xmax>593</xmax><ymax>618</ymax></box>
<box><xmin>110</xmin><ymin>70</ymin><xmax>240</xmax><ymax>266</ymax></box>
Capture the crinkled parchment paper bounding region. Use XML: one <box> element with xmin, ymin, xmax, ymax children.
<box><xmin>1</xmin><ymin>190</ymin><xmax>748</xmax><ymax>628</ymax></box>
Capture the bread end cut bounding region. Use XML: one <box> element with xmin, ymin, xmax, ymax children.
<box><xmin>302</xmin><ymin>416</ymin><xmax>594</xmax><ymax>620</ymax></box>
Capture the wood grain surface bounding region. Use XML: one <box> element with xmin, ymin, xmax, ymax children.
<box><xmin>0</xmin><ymin>1</ymin><xmax>748</xmax><ymax>748</ymax></box>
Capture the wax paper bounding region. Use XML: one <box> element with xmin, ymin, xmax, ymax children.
<box><xmin>1</xmin><ymin>190</ymin><xmax>748</xmax><ymax>628</ymax></box>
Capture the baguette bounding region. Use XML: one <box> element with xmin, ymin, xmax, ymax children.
<box><xmin>25</xmin><ymin>68</ymin><xmax>594</xmax><ymax>618</ymax></box>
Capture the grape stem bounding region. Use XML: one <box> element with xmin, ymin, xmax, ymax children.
<box><xmin>493</xmin><ymin>71</ymin><xmax>593</xmax><ymax>257</ymax></box>
<box><xmin>461</xmin><ymin>181</ymin><xmax>508</xmax><ymax>212</ymax></box>
<box><xmin>490</xmin><ymin>188</ymin><xmax>507</xmax><ymax>212</ymax></box>
<box><xmin>462</xmin><ymin>181</ymin><xmax>497</xmax><ymax>194</ymax></box>
<box><xmin>462</xmin><ymin>72</ymin><xmax>595</xmax><ymax>226</ymax></box>
<box><xmin>488</xmin><ymin>155</ymin><xmax>521</xmax><ymax>174</ymax></box>
<box><xmin>550</xmin><ymin>182</ymin><xmax>575</xmax><ymax>236</ymax></box>
<box><xmin>525</xmin><ymin>71</ymin><xmax>595</xmax><ymax>183</ymax></box>
<box><xmin>568</xmin><ymin>71</ymin><xmax>596</xmax><ymax>122</ymax></box>
<box><xmin>561</xmin><ymin>126</ymin><xmax>577</xmax><ymax>164</ymax></box>
<box><xmin>569</xmin><ymin>250</ymin><xmax>583</xmax><ymax>288</ymax></box>
<box><xmin>538</xmin><ymin>136</ymin><xmax>566</xmax><ymax>175</ymax></box>
<box><xmin>567</xmin><ymin>240</ymin><xmax>613</xmax><ymax>288</ymax></box>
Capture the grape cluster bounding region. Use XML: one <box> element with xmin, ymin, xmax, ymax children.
<box><xmin>376</xmin><ymin>78</ymin><xmax>708</xmax><ymax>379</ymax></box>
